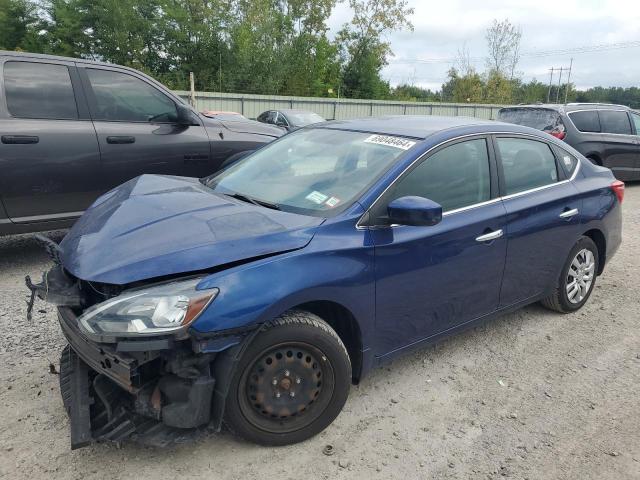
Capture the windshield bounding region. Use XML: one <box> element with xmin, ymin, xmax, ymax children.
<box><xmin>498</xmin><ymin>108</ymin><xmax>563</xmax><ymax>131</ymax></box>
<box><xmin>205</xmin><ymin>129</ymin><xmax>416</xmax><ymax>217</ymax></box>
<box><xmin>287</xmin><ymin>111</ymin><xmax>325</xmax><ymax>126</ymax></box>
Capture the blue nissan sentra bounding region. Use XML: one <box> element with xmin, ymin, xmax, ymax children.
<box><xmin>28</xmin><ymin>115</ymin><xmax>623</xmax><ymax>448</ymax></box>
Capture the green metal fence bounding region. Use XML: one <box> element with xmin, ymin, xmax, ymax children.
<box><xmin>174</xmin><ymin>90</ymin><xmax>506</xmax><ymax>121</ymax></box>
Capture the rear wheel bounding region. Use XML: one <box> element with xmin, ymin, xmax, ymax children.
<box><xmin>586</xmin><ymin>155</ymin><xmax>602</xmax><ymax>166</ymax></box>
<box><xmin>541</xmin><ymin>236</ymin><xmax>599</xmax><ymax>313</ymax></box>
<box><xmin>224</xmin><ymin>311</ymin><xmax>351</xmax><ymax>445</ymax></box>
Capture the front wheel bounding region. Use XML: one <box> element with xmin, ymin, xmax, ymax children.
<box><xmin>224</xmin><ymin>311</ymin><xmax>351</xmax><ymax>446</ymax></box>
<box><xmin>541</xmin><ymin>236</ymin><xmax>599</xmax><ymax>313</ymax></box>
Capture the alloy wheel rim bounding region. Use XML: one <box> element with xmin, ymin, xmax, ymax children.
<box><xmin>566</xmin><ymin>248</ymin><xmax>595</xmax><ymax>304</ymax></box>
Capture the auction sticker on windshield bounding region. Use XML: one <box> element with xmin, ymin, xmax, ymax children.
<box><xmin>306</xmin><ymin>191</ymin><xmax>329</xmax><ymax>204</ymax></box>
<box><xmin>364</xmin><ymin>134</ymin><xmax>416</xmax><ymax>150</ymax></box>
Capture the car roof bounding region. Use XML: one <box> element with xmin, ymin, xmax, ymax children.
<box><xmin>500</xmin><ymin>103</ymin><xmax>631</xmax><ymax>113</ymax></box>
<box><xmin>278</xmin><ymin>109</ymin><xmax>320</xmax><ymax>115</ymax></box>
<box><xmin>0</xmin><ymin>49</ymin><xmax>129</xmax><ymax>69</ymax></box>
<box><xmin>315</xmin><ymin>115</ymin><xmax>509</xmax><ymax>140</ymax></box>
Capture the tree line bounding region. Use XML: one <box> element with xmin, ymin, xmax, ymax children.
<box><xmin>1</xmin><ymin>0</ymin><xmax>638</xmax><ymax>108</ymax></box>
<box><xmin>0</xmin><ymin>0</ymin><xmax>413</xmax><ymax>99</ymax></box>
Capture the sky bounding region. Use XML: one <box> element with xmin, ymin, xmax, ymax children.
<box><xmin>327</xmin><ymin>0</ymin><xmax>640</xmax><ymax>91</ymax></box>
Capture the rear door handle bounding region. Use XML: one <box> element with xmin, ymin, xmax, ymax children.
<box><xmin>1</xmin><ymin>135</ymin><xmax>39</xmax><ymax>144</ymax></box>
<box><xmin>559</xmin><ymin>208</ymin><xmax>579</xmax><ymax>219</ymax></box>
<box><xmin>106</xmin><ymin>136</ymin><xmax>135</xmax><ymax>144</ymax></box>
<box><xmin>475</xmin><ymin>229</ymin><xmax>503</xmax><ymax>242</ymax></box>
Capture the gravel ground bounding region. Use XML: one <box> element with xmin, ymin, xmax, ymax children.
<box><xmin>1</xmin><ymin>184</ymin><xmax>639</xmax><ymax>480</ymax></box>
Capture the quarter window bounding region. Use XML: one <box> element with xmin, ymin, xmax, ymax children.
<box><xmin>86</xmin><ymin>69</ymin><xmax>177</xmax><ymax>122</ymax></box>
<box><xmin>599</xmin><ymin>110</ymin><xmax>632</xmax><ymax>135</ymax></box>
<box><xmin>3</xmin><ymin>61</ymin><xmax>78</xmax><ymax>120</ymax></box>
<box><xmin>632</xmin><ymin>112</ymin><xmax>640</xmax><ymax>133</ymax></box>
<box><xmin>568</xmin><ymin>111</ymin><xmax>600</xmax><ymax>132</ymax></box>
<box><xmin>496</xmin><ymin>138</ymin><xmax>558</xmax><ymax>195</ymax></box>
<box><xmin>557</xmin><ymin>150</ymin><xmax>579</xmax><ymax>177</ymax></box>
<box><xmin>380</xmin><ymin>138</ymin><xmax>491</xmax><ymax>215</ymax></box>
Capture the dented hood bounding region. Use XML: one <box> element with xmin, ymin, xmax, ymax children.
<box><xmin>59</xmin><ymin>175</ymin><xmax>322</xmax><ymax>285</ymax></box>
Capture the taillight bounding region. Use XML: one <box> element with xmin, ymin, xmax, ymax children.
<box><xmin>611</xmin><ymin>180</ymin><xmax>625</xmax><ymax>204</ymax></box>
<box><xmin>547</xmin><ymin>122</ymin><xmax>566</xmax><ymax>140</ymax></box>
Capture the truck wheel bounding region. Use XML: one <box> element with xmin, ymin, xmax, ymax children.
<box><xmin>541</xmin><ymin>236</ymin><xmax>599</xmax><ymax>313</ymax></box>
<box><xmin>224</xmin><ymin>311</ymin><xmax>351</xmax><ymax>446</ymax></box>
<box><xmin>59</xmin><ymin>345</ymin><xmax>73</xmax><ymax>416</ymax></box>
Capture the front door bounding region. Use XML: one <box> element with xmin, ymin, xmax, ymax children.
<box><xmin>79</xmin><ymin>66</ymin><xmax>212</xmax><ymax>191</ymax></box>
<box><xmin>494</xmin><ymin>135</ymin><xmax>583</xmax><ymax>306</ymax></box>
<box><xmin>369</xmin><ymin>137</ymin><xmax>507</xmax><ymax>356</ymax></box>
<box><xmin>0</xmin><ymin>58</ymin><xmax>101</xmax><ymax>222</ymax></box>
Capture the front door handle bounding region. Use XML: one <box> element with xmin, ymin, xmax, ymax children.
<box><xmin>475</xmin><ymin>229</ymin><xmax>503</xmax><ymax>242</ymax></box>
<box><xmin>1</xmin><ymin>135</ymin><xmax>39</xmax><ymax>144</ymax></box>
<box><xmin>559</xmin><ymin>208</ymin><xmax>579</xmax><ymax>219</ymax></box>
<box><xmin>106</xmin><ymin>136</ymin><xmax>135</xmax><ymax>144</ymax></box>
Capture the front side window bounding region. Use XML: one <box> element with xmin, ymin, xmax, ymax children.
<box><xmin>376</xmin><ymin>138</ymin><xmax>491</xmax><ymax>219</ymax></box>
<box><xmin>86</xmin><ymin>69</ymin><xmax>177</xmax><ymax>122</ymax></box>
<box><xmin>598</xmin><ymin>110</ymin><xmax>632</xmax><ymax>135</ymax></box>
<box><xmin>497</xmin><ymin>137</ymin><xmax>558</xmax><ymax>195</ymax></box>
<box><xmin>568</xmin><ymin>111</ymin><xmax>600</xmax><ymax>133</ymax></box>
<box><xmin>3</xmin><ymin>61</ymin><xmax>78</xmax><ymax>119</ymax></box>
<box><xmin>206</xmin><ymin>129</ymin><xmax>413</xmax><ymax>216</ymax></box>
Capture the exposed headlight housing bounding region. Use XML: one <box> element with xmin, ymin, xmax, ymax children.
<box><xmin>78</xmin><ymin>278</ymin><xmax>218</xmax><ymax>337</ymax></box>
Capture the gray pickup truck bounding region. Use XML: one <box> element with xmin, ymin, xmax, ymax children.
<box><xmin>0</xmin><ymin>51</ymin><xmax>283</xmax><ymax>236</ymax></box>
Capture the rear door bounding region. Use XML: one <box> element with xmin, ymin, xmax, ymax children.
<box><xmin>596</xmin><ymin>109</ymin><xmax>637</xmax><ymax>181</ymax></box>
<box><xmin>495</xmin><ymin>135</ymin><xmax>583</xmax><ymax>306</ymax></box>
<box><xmin>79</xmin><ymin>65</ymin><xmax>212</xmax><ymax>189</ymax></box>
<box><xmin>0</xmin><ymin>57</ymin><xmax>101</xmax><ymax>222</ymax></box>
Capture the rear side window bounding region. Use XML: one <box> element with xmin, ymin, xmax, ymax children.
<box><xmin>568</xmin><ymin>111</ymin><xmax>600</xmax><ymax>132</ymax></box>
<box><xmin>86</xmin><ymin>68</ymin><xmax>177</xmax><ymax>122</ymax></box>
<box><xmin>599</xmin><ymin>110</ymin><xmax>632</xmax><ymax>134</ymax></box>
<box><xmin>497</xmin><ymin>108</ymin><xmax>563</xmax><ymax>131</ymax></box>
<box><xmin>380</xmin><ymin>138</ymin><xmax>491</xmax><ymax>214</ymax></box>
<box><xmin>3</xmin><ymin>61</ymin><xmax>78</xmax><ymax>120</ymax></box>
<box><xmin>496</xmin><ymin>137</ymin><xmax>558</xmax><ymax>195</ymax></box>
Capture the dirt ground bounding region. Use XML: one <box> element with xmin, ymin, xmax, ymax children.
<box><xmin>0</xmin><ymin>185</ymin><xmax>639</xmax><ymax>480</ymax></box>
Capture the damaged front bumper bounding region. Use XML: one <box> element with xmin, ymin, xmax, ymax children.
<box><xmin>27</xmin><ymin>239</ymin><xmax>260</xmax><ymax>449</ymax></box>
<box><xmin>58</xmin><ymin>307</ymin><xmax>219</xmax><ymax>449</ymax></box>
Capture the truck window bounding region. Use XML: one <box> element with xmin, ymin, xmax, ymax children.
<box><xmin>3</xmin><ymin>61</ymin><xmax>78</xmax><ymax>120</ymax></box>
<box><xmin>86</xmin><ymin>68</ymin><xmax>177</xmax><ymax>123</ymax></box>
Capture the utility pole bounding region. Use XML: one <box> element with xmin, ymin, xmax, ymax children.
<box><xmin>555</xmin><ymin>67</ymin><xmax>564</xmax><ymax>103</ymax></box>
<box><xmin>189</xmin><ymin>72</ymin><xmax>196</xmax><ymax>108</ymax></box>
<box><xmin>218</xmin><ymin>52</ymin><xmax>222</xmax><ymax>93</ymax></box>
<box><xmin>564</xmin><ymin>58</ymin><xmax>573</xmax><ymax>104</ymax></box>
<box><xmin>547</xmin><ymin>68</ymin><xmax>554</xmax><ymax>103</ymax></box>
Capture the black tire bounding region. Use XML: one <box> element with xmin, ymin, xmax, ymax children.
<box><xmin>541</xmin><ymin>236</ymin><xmax>599</xmax><ymax>313</ymax></box>
<box><xmin>59</xmin><ymin>345</ymin><xmax>73</xmax><ymax>416</ymax></box>
<box><xmin>224</xmin><ymin>310</ymin><xmax>351</xmax><ymax>446</ymax></box>
<box><xmin>586</xmin><ymin>155</ymin><xmax>602</xmax><ymax>166</ymax></box>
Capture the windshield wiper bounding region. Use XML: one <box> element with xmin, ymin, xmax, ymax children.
<box><xmin>226</xmin><ymin>192</ymin><xmax>281</xmax><ymax>210</ymax></box>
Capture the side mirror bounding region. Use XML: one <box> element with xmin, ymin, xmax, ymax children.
<box><xmin>176</xmin><ymin>103</ymin><xmax>198</xmax><ymax>126</ymax></box>
<box><xmin>387</xmin><ymin>196</ymin><xmax>442</xmax><ymax>227</ymax></box>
